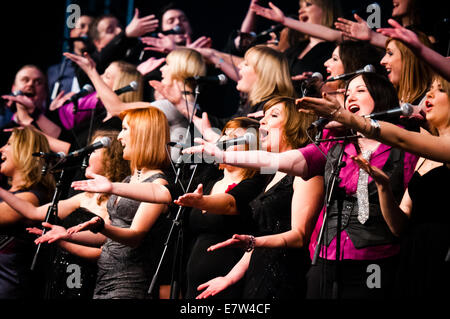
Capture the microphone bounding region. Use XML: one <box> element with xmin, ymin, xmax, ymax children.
<box><xmin>69</xmin><ymin>84</ymin><xmax>94</xmax><ymax>103</ymax></box>
<box><xmin>149</xmin><ymin>25</ymin><xmax>183</xmax><ymax>37</ymax></box>
<box><xmin>65</xmin><ymin>137</ymin><xmax>111</xmax><ymax>160</ymax></box>
<box><xmin>32</xmin><ymin>151</ymin><xmax>66</xmax><ymax>159</ymax></box>
<box><xmin>303</xmin><ymin>72</ymin><xmax>323</xmax><ymax>85</ymax></box>
<box><xmin>216</xmin><ymin>132</ymin><xmax>257</xmax><ymax>149</ymax></box>
<box><xmin>161</xmin><ymin>25</ymin><xmax>183</xmax><ymax>35</ymax></box>
<box><xmin>252</xmin><ymin>24</ymin><xmax>284</xmax><ymax>44</ymax></box>
<box><xmin>308</xmin><ymin>103</ymin><xmax>414</xmax><ymax>131</ymax></box>
<box><xmin>301</xmin><ymin>72</ymin><xmax>324</xmax><ymax>97</ymax></box>
<box><xmin>186</xmin><ymin>74</ymin><xmax>228</xmax><ymax>86</ymax></box>
<box><xmin>363</xmin><ymin>103</ymin><xmax>413</xmax><ymax>120</ymax></box>
<box><xmin>169</xmin><ymin>132</ymin><xmax>257</xmax><ymax>149</ymax></box>
<box><xmin>11</xmin><ymin>90</ymin><xmax>24</xmax><ymax>97</ymax></box>
<box><xmin>325</xmin><ymin>64</ymin><xmax>375</xmax><ymax>82</ymax></box>
<box><xmin>308</xmin><ymin>117</ymin><xmax>330</xmax><ymax>130</ymax></box>
<box><xmin>114</xmin><ymin>81</ymin><xmax>138</xmax><ymax>95</ymax></box>
<box><xmin>67</xmin><ymin>84</ymin><xmax>94</xmax><ymax>114</ymax></box>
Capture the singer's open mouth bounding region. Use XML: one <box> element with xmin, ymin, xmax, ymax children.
<box><xmin>300</xmin><ymin>16</ymin><xmax>309</xmax><ymax>22</ymax></box>
<box><xmin>259</xmin><ymin>128</ymin><xmax>269</xmax><ymax>140</ymax></box>
<box><xmin>348</xmin><ymin>105</ymin><xmax>360</xmax><ymax>113</ymax></box>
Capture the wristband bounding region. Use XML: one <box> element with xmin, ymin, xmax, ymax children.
<box><xmin>246</xmin><ymin>235</ymin><xmax>255</xmax><ymax>252</ymax></box>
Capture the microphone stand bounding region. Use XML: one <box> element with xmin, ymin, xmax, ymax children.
<box><xmin>310</xmin><ymin>133</ymin><xmax>362</xmax><ymax>299</ymax></box>
<box><xmin>148</xmin><ymin>84</ymin><xmax>201</xmax><ymax>298</ymax></box>
<box><xmin>29</xmin><ymin>157</ymin><xmax>83</xmax><ymax>299</ymax></box>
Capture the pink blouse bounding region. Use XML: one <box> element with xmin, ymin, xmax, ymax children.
<box><xmin>299</xmin><ymin>129</ymin><xmax>418</xmax><ymax>260</ymax></box>
<box><xmin>58</xmin><ymin>92</ymin><xmax>103</xmax><ymax>130</ymax></box>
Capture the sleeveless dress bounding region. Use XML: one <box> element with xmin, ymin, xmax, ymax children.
<box><xmin>395</xmin><ymin>165</ymin><xmax>450</xmax><ymax>298</ymax></box>
<box><xmin>94</xmin><ymin>173</ymin><xmax>170</xmax><ymax>299</ymax></box>
<box><xmin>0</xmin><ymin>185</ymin><xmax>50</xmax><ymax>299</ymax></box>
<box><xmin>243</xmin><ymin>175</ymin><xmax>309</xmax><ymax>300</ymax></box>
<box><xmin>184</xmin><ymin>171</ymin><xmax>267</xmax><ymax>299</ymax></box>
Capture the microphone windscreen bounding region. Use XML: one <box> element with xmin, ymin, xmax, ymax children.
<box><xmin>83</xmin><ymin>84</ymin><xmax>94</xmax><ymax>93</ymax></box>
<box><xmin>100</xmin><ymin>136</ymin><xmax>111</xmax><ymax>147</ymax></box>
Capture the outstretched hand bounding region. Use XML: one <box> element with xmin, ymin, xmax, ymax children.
<box><xmin>141</xmin><ymin>34</ymin><xmax>177</xmax><ymax>54</ymax></box>
<box><xmin>64</xmin><ymin>52</ymin><xmax>96</xmax><ymax>76</ymax></box>
<box><xmin>67</xmin><ymin>216</ymin><xmax>104</xmax><ymax>235</ymax></box>
<box><xmin>207</xmin><ymin>234</ymin><xmax>252</xmax><ymax>252</ymax></box>
<box><xmin>137</xmin><ymin>57</ymin><xmax>166</xmax><ymax>76</ymax></box>
<box><xmin>377</xmin><ymin>19</ymin><xmax>422</xmax><ymax>52</ymax></box>
<box><xmin>196</xmin><ymin>276</ymin><xmax>232</xmax><ymax>299</ymax></box>
<box><xmin>125</xmin><ymin>9</ymin><xmax>159</xmax><ymax>38</ymax></box>
<box><xmin>351</xmin><ymin>155</ymin><xmax>390</xmax><ymax>187</ymax></box>
<box><xmin>49</xmin><ymin>90</ymin><xmax>76</xmax><ymax>111</ymax></box>
<box><xmin>335</xmin><ymin>14</ymin><xmax>372</xmax><ymax>42</ymax></box>
<box><xmin>296</xmin><ymin>91</ymin><xmax>343</xmax><ymax>119</ymax></box>
<box><xmin>71</xmin><ymin>173</ymin><xmax>113</xmax><ymax>194</ymax></box>
<box><xmin>149</xmin><ymin>79</ymin><xmax>183</xmax><ymax>106</ymax></box>
<box><xmin>173</xmin><ymin>184</ymin><xmax>204</xmax><ymax>208</ymax></box>
<box><xmin>182</xmin><ymin>137</ymin><xmax>225</xmax><ymax>163</ymax></box>
<box><xmin>250</xmin><ymin>1</ymin><xmax>285</xmax><ymax>24</ymax></box>
<box><xmin>28</xmin><ymin>222</ymin><xmax>69</xmax><ymax>245</ymax></box>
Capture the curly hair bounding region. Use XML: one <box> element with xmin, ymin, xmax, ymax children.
<box><xmin>90</xmin><ymin>130</ymin><xmax>130</xmax><ymax>204</ymax></box>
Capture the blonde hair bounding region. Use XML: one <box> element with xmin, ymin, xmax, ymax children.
<box><xmin>165</xmin><ymin>48</ymin><xmax>207</xmax><ymax>90</ymax></box>
<box><xmin>245</xmin><ymin>45</ymin><xmax>295</xmax><ymax>106</ymax></box>
<box><xmin>9</xmin><ymin>127</ymin><xmax>55</xmax><ymax>191</ymax></box>
<box><xmin>110</xmin><ymin>61</ymin><xmax>144</xmax><ymax>103</ymax></box>
<box><xmin>119</xmin><ymin>107</ymin><xmax>170</xmax><ymax>171</ymax></box>
<box><xmin>386</xmin><ymin>35</ymin><xmax>434</xmax><ymax>104</ymax></box>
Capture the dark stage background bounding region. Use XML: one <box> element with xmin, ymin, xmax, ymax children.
<box><xmin>0</xmin><ymin>0</ymin><xmax>446</xmax><ymax>95</ymax></box>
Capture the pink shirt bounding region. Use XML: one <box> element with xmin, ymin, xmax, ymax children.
<box><xmin>58</xmin><ymin>92</ymin><xmax>103</xmax><ymax>130</ymax></box>
<box><xmin>299</xmin><ymin>129</ymin><xmax>418</xmax><ymax>260</ymax></box>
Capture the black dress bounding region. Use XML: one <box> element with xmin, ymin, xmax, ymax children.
<box><xmin>243</xmin><ymin>175</ymin><xmax>310</xmax><ymax>300</ymax></box>
<box><xmin>0</xmin><ymin>185</ymin><xmax>50</xmax><ymax>299</ymax></box>
<box><xmin>184</xmin><ymin>171</ymin><xmax>268</xmax><ymax>299</ymax></box>
<box><xmin>44</xmin><ymin>208</ymin><xmax>99</xmax><ymax>299</ymax></box>
<box><xmin>395</xmin><ymin>165</ymin><xmax>450</xmax><ymax>298</ymax></box>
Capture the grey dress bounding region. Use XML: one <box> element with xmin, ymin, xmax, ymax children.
<box><xmin>94</xmin><ymin>173</ymin><xmax>169</xmax><ymax>299</ymax></box>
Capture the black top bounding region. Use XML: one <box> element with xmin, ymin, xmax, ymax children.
<box><xmin>243</xmin><ymin>174</ymin><xmax>309</xmax><ymax>300</ymax></box>
<box><xmin>284</xmin><ymin>40</ymin><xmax>335</xmax><ymax>97</ymax></box>
<box><xmin>166</xmin><ymin>164</ymin><xmax>269</xmax><ymax>299</ymax></box>
<box><xmin>395</xmin><ymin>165</ymin><xmax>450</xmax><ymax>298</ymax></box>
<box><xmin>0</xmin><ymin>184</ymin><xmax>51</xmax><ymax>299</ymax></box>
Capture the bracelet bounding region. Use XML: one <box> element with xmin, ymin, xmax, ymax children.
<box><xmin>90</xmin><ymin>216</ymin><xmax>105</xmax><ymax>233</ymax></box>
<box><xmin>329</xmin><ymin>106</ymin><xmax>343</xmax><ymax>120</ymax></box>
<box><xmin>246</xmin><ymin>235</ymin><xmax>255</xmax><ymax>252</ymax></box>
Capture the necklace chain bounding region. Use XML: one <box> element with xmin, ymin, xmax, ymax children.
<box><xmin>136</xmin><ymin>169</ymin><xmax>142</xmax><ymax>181</ymax></box>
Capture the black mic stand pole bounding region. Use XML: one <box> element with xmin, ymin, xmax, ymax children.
<box><xmin>30</xmin><ymin>158</ymin><xmax>84</xmax><ymax>299</ymax></box>
<box><xmin>30</xmin><ymin>166</ymin><xmax>66</xmax><ymax>272</ymax></box>
<box><xmin>148</xmin><ymin>84</ymin><xmax>201</xmax><ymax>298</ymax></box>
<box><xmin>310</xmin><ymin>133</ymin><xmax>362</xmax><ymax>299</ymax></box>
